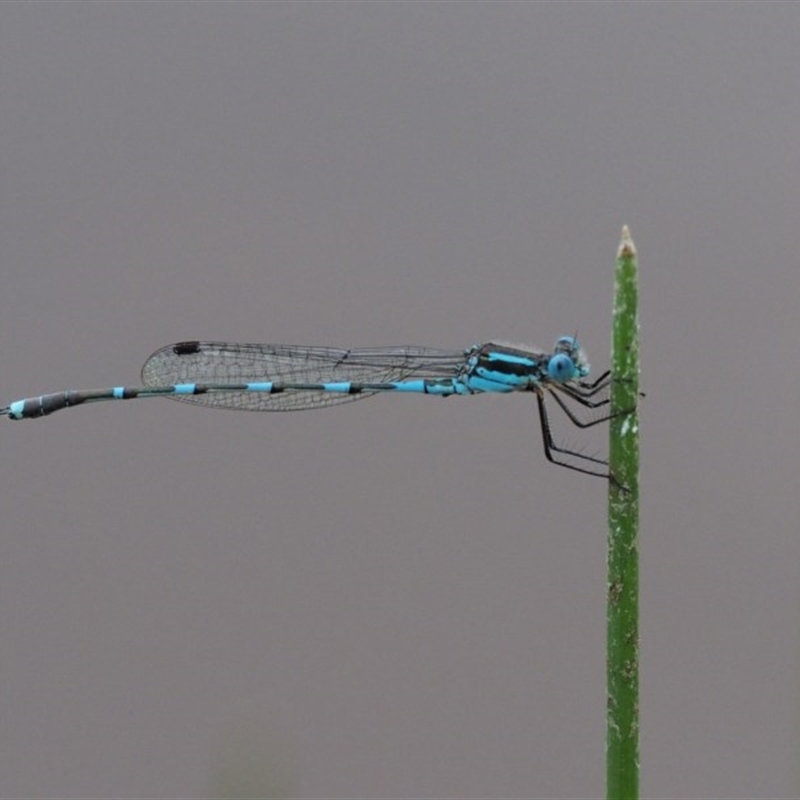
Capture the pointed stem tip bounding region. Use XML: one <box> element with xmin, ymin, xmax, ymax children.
<box><xmin>618</xmin><ymin>225</ymin><xmax>636</xmax><ymax>258</ymax></box>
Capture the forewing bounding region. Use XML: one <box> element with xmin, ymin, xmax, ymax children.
<box><xmin>140</xmin><ymin>341</ymin><xmax>465</xmax><ymax>411</ymax></box>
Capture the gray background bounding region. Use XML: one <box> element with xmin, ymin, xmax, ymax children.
<box><xmin>1</xmin><ymin>3</ymin><xmax>798</xmax><ymax>798</ymax></box>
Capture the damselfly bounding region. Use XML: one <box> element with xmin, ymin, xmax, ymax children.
<box><xmin>2</xmin><ymin>336</ymin><xmax>623</xmax><ymax>480</ymax></box>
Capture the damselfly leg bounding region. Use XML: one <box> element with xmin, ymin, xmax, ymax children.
<box><xmin>535</xmin><ymin>381</ymin><xmax>637</xmax><ymax>484</ymax></box>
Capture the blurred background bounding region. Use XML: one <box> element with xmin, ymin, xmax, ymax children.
<box><xmin>1</xmin><ymin>3</ymin><xmax>799</xmax><ymax>798</ymax></box>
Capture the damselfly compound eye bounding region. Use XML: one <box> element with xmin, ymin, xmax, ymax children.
<box><xmin>547</xmin><ymin>353</ymin><xmax>576</xmax><ymax>381</ymax></box>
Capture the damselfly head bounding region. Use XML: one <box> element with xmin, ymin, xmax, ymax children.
<box><xmin>553</xmin><ymin>336</ymin><xmax>590</xmax><ymax>379</ymax></box>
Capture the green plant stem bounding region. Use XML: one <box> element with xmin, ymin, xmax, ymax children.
<box><xmin>607</xmin><ymin>225</ymin><xmax>640</xmax><ymax>800</ymax></box>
